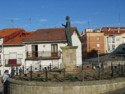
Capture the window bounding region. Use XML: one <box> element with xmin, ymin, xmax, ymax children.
<box><xmin>108</xmin><ymin>45</ymin><xmax>110</xmax><ymax>51</ymax></box>
<box><xmin>112</xmin><ymin>45</ymin><xmax>115</xmax><ymax>50</ymax></box>
<box><xmin>97</xmin><ymin>37</ymin><xmax>100</xmax><ymax>40</ymax></box>
<box><xmin>96</xmin><ymin>44</ymin><xmax>100</xmax><ymax>47</ymax></box>
<box><xmin>32</xmin><ymin>45</ymin><xmax>38</xmax><ymax>57</ymax></box>
<box><xmin>116</xmin><ymin>38</ymin><xmax>120</xmax><ymax>41</ymax></box>
<box><xmin>122</xmin><ymin>37</ymin><xmax>125</xmax><ymax>43</ymax></box>
<box><xmin>112</xmin><ymin>37</ymin><xmax>115</xmax><ymax>43</ymax></box>
<box><xmin>51</xmin><ymin>44</ymin><xmax>58</xmax><ymax>53</ymax></box>
<box><xmin>51</xmin><ymin>44</ymin><xmax>58</xmax><ymax>57</ymax></box>
<box><xmin>108</xmin><ymin>36</ymin><xmax>115</xmax><ymax>43</ymax></box>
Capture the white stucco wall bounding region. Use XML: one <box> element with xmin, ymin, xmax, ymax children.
<box><xmin>0</xmin><ymin>45</ymin><xmax>26</xmax><ymax>75</ymax></box>
<box><xmin>0</xmin><ymin>31</ymin><xmax>82</xmax><ymax>75</ymax></box>
<box><xmin>72</xmin><ymin>31</ymin><xmax>82</xmax><ymax>66</ymax></box>
<box><xmin>105</xmin><ymin>33</ymin><xmax>125</xmax><ymax>53</ymax></box>
<box><xmin>25</xmin><ymin>43</ymin><xmax>66</xmax><ymax>68</ymax></box>
<box><xmin>25</xmin><ymin>31</ymin><xmax>82</xmax><ymax>68</ymax></box>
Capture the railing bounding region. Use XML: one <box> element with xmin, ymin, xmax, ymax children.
<box><xmin>26</xmin><ymin>51</ymin><xmax>61</xmax><ymax>60</ymax></box>
<box><xmin>4</xmin><ymin>59</ymin><xmax>22</xmax><ymax>66</ymax></box>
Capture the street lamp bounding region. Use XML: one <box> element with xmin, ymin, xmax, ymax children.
<box><xmin>0</xmin><ymin>37</ymin><xmax>4</xmax><ymax>75</ymax></box>
<box><xmin>97</xmin><ymin>50</ymin><xmax>100</xmax><ymax>64</ymax></box>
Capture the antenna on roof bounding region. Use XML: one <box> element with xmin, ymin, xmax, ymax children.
<box><xmin>88</xmin><ymin>20</ymin><xmax>90</xmax><ymax>29</ymax></box>
<box><xmin>118</xmin><ymin>13</ymin><xmax>121</xmax><ymax>27</ymax></box>
<box><xmin>29</xmin><ymin>17</ymin><xmax>32</xmax><ymax>29</ymax></box>
<box><xmin>10</xmin><ymin>19</ymin><xmax>15</xmax><ymax>28</ymax></box>
<box><xmin>118</xmin><ymin>13</ymin><xmax>121</xmax><ymax>33</ymax></box>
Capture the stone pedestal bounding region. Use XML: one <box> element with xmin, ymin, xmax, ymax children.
<box><xmin>61</xmin><ymin>46</ymin><xmax>78</xmax><ymax>73</ymax></box>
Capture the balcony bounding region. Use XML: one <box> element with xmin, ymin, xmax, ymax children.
<box><xmin>26</xmin><ymin>51</ymin><xmax>61</xmax><ymax>60</ymax></box>
<box><xmin>4</xmin><ymin>59</ymin><xmax>22</xmax><ymax>67</ymax></box>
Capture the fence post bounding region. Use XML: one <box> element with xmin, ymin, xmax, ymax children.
<box><xmin>111</xmin><ymin>62</ymin><xmax>114</xmax><ymax>77</ymax></box>
<box><xmin>118</xmin><ymin>63</ymin><xmax>121</xmax><ymax>76</ymax></box>
<box><xmin>22</xmin><ymin>65</ymin><xmax>24</xmax><ymax>74</ymax></box>
<box><xmin>82</xmin><ymin>62</ymin><xmax>83</xmax><ymax>70</ymax></box>
<box><xmin>63</xmin><ymin>68</ymin><xmax>66</xmax><ymax>81</ymax></box>
<box><xmin>19</xmin><ymin>68</ymin><xmax>22</xmax><ymax>78</ymax></box>
<box><xmin>98</xmin><ymin>67</ymin><xmax>101</xmax><ymax>80</ymax></box>
<box><xmin>11</xmin><ymin>67</ymin><xmax>15</xmax><ymax>78</ymax></box>
<box><xmin>30</xmin><ymin>65</ymin><xmax>32</xmax><ymax>81</ymax></box>
<box><xmin>124</xmin><ymin>63</ymin><xmax>125</xmax><ymax>76</ymax></box>
<box><xmin>16</xmin><ymin>67</ymin><xmax>18</xmax><ymax>76</ymax></box>
<box><xmin>82</xmin><ymin>70</ymin><xmax>84</xmax><ymax>81</ymax></box>
<box><xmin>121</xmin><ymin>65</ymin><xmax>124</xmax><ymax>76</ymax></box>
<box><xmin>45</xmin><ymin>67</ymin><xmax>48</xmax><ymax>81</ymax></box>
<box><xmin>39</xmin><ymin>64</ymin><xmax>41</xmax><ymax>71</ymax></box>
<box><xmin>50</xmin><ymin>63</ymin><xmax>51</xmax><ymax>71</ymax></box>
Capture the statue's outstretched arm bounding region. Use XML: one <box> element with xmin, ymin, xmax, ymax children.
<box><xmin>62</xmin><ymin>24</ymin><xmax>66</xmax><ymax>27</ymax></box>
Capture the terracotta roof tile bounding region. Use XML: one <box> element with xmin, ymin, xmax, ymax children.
<box><xmin>101</xmin><ymin>27</ymin><xmax>125</xmax><ymax>35</ymax></box>
<box><xmin>0</xmin><ymin>28</ymin><xmax>24</xmax><ymax>37</ymax></box>
<box><xmin>23</xmin><ymin>27</ymin><xmax>77</xmax><ymax>43</ymax></box>
<box><xmin>4</xmin><ymin>32</ymin><xmax>32</xmax><ymax>45</ymax></box>
<box><xmin>0</xmin><ymin>28</ymin><xmax>32</xmax><ymax>45</ymax></box>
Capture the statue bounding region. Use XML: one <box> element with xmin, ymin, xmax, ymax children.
<box><xmin>62</xmin><ymin>16</ymin><xmax>72</xmax><ymax>46</ymax></box>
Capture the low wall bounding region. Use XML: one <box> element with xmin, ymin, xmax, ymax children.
<box><xmin>8</xmin><ymin>78</ymin><xmax>125</xmax><ymax>94</ymax></box>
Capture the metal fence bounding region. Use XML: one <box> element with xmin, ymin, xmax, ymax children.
<box><xmin>10</xmin><ymin>63</ymin><xmax>125</xmax><ymax>82</ymax></box>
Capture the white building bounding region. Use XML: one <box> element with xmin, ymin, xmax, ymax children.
<box><xmin>0</xmin><ymin>27</ymin><xmax>82</xmax><ymax>74</ymax></box>
<box><xmin>102</xmin><ymin>27</ymin><xmax>125</xmax><ymax>54</ymax></box>
<box><xmin>23</xmin><ymin>27</ymin><xmax>82</xmax><ymax>70</ymax></box>
<box><xmin>0</xmin><ymin>28</ymin><xmax>31</xmax><ymax>75</ymax></box>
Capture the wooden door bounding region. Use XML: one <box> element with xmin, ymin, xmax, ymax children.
<box><xmin>32</xmin><ymin>45</ymin><xmax>38</xmax><ymax>58</ymax></box>
<box><xmin>51</xmin><ymin>44</ymin><xmax>58</xmax><ymax>57</ymax></box>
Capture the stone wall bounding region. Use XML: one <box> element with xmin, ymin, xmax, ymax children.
<box><xmin>61</xmin><ymin>46</ymin><xmax>78</xmax><ymax>73</ymax></box>
<box><xmin>8</xmin><ymin>78</ymin><xmax>125</xmax><ymax>94</ymax></box>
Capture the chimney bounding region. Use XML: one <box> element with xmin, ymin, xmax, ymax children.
<box><xmin>118</xmin><ymin>27</ymin><xmax>120</xmax><ymax>33</ymax></box>
<box><xmin>85</xmin><ymin>28</ymin><xmax>93</xmax><ymax>32</ymax></box>
<box><xmin>108</xmin><ymin>27</ymin><xmax>110</xmax><ymax>31</ymax></box>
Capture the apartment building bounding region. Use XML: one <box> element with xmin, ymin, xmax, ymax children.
<box><xmin>102</xmin><ymin>27</ymin><xmax>125</xmax><ymax>54</ymax></box>
<box><xmin>82</xmin><ymin>29</ymin><xmax>105</xmax><ymax>59</ymax></box>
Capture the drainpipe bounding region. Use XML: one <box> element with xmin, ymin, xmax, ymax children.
<box><xmin>0</xmin><ymin>38</ymin><xmax>4</xmax><ymax>75</ymax></box>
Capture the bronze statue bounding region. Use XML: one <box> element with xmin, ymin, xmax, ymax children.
<box><xmin>62</xmin><ymin>16</ymin><xmax>72</xmax><ymax>46</ymax></box>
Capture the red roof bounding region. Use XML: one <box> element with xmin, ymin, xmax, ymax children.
<box><xmin>23</xmin><ymin>27</ymin><xmax>77</xmax><ymax>43</ymax></box>
<box><xmin>101</xmin><ymin>27</ymin><xmax>125</xmax><ymax>35</ymax></box>
<box><xmin>0</xmin><ymin>28</ymin><xmax>23</xmax><ymax>37</ymax></box>
<box><xmin>4</xmin><ymin>32</ymin><xmax>32</xmax><ymax>45</ymax></box>
<box><xmin>0</xmin><ymin>28</ymin><xmax>32</xmax><ymax>45</ymax></box>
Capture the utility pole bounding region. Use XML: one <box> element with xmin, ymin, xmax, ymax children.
<box><xmin>97</xmin><ymin>50</ymin><xmax>101</xmax><ymax>79</ymax></box>
<box><xmin>98</xmin><ymin>50</ymin><xmax>100</xmax><ymax>64</ymax></box>
<box><xmin>0</xmin><ymin>38</ymin><xmax>4</xmax><ymax>75</ymax></box>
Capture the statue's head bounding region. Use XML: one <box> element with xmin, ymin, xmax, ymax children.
<box><xmin>66</xmin><ymin>16</ymin><xmax>70</xmax><ymax>20</ymax></box>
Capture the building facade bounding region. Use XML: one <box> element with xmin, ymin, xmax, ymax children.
<box><xmin>102</xmin><ymin>27</ymin><xmax>125</xmax><ymax>54</ymax></box>
<box><xmin>82</xmin><ymin>29</ymin><xmax>105</xmax><ymax>59</ymax></box>
<box><xmin>0</xmin><ymin>28</ymin><xmax>31</xmax><ymax>75</ymax></box>
<box><xmin>23</xmin><ymin>27</ymin><xmax>82</xmax><ymax>71</ymax></box>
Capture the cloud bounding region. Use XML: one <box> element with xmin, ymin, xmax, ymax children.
<box><xmin>72</xmin><ymin>21</ymin><xmax>87</xmax><ymax>25</ymax></box>
<box><xmin>39</xmin><ymin>19</ymin><xmax>48</xmax><ymax>23</ymax></box>
<box><xmin>7</xmin><ymin>18</ymin><xmax>20</xmax><ymax>21</ymax></box>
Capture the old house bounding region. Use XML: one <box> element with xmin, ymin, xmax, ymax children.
<box><xmin>0</xmin><ymin>28</ymin><xmax>31</xmax><ymax>74</ymax></box>
<box><xmin>23</xmin><ymin>27</ymin><xmax>82</xmax><ymax>70</ymax></box>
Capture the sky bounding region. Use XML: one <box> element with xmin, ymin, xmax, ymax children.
<box><xmin>0</xmin><ymin>0</ymin><xmax>125</xmax><ymax>33</ymax></box>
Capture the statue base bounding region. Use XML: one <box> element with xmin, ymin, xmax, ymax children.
<box><xmin>61</xmin><ymin>46</ymin><xmax>80</xmax><ymax>73</ymax></box>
